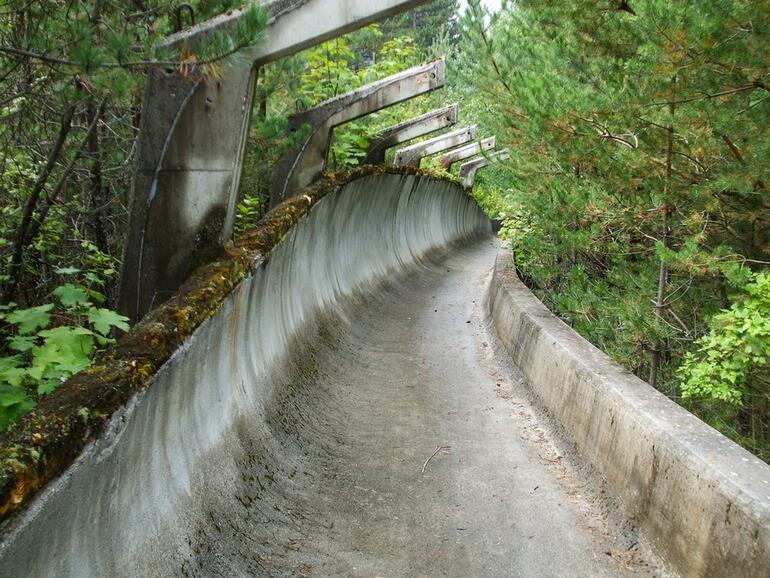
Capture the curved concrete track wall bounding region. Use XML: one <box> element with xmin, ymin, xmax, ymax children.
<box><xmin>490</xmin><ymin>251</ymin><xmax>770</xmax><ymax>578</ymax></box>
<box><xmin>0</xmin><ymin>173</ymin><xmax>490</xmax><ymax>576</ymax></box>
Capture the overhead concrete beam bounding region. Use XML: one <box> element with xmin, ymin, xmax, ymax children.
<box><xmin>440</xmin><ymin>136</ymin><xmax>496</xmax><ymax>170</ymax></box>
<box><xmin>161</xmin><ymin>0</ymin><xmax>432</xmax><ymax>66</ymax></box>
<box><xmin>394</xmin><ymin>125</ymin><xmax>477</xmax><ymax>167</ymax></box>
<box><xmin>363</xmin><ymin>103</ymin><xmax>459</xmax><ymax>165</ymax></box>
<box><xmin>271</xmin><ymin>59</ymin><xmax>445</xmax><ymax>206</ymax></box>
<box><xmin>459</xmin><ymin>148</ymin><xmax>511</xmax><ymax>189</ymax></box>
<box><xmin>119</xmin><ymin>0</ymin><xmax>431</xmax><ymax>322</ymax></box>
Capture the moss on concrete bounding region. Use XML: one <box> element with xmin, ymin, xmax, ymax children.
<box><xmin>0</xmin><ymin>165</ymin><xmax>450</xmax><ymax>524</ymax></box>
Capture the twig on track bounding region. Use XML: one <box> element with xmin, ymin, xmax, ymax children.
<box><xmin>422</xmin><ymin>445</ymin><xmax>450</xmax><ymax>473</ymax></box>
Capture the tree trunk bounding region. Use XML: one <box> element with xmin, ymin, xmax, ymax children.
<box><xmin>9</xmin><ymin>101</ymin><xmax>107</xmax><ymax>302</ymax></box>
<box><xmin>650</xmin><ymin>93</ymin><xmax>675</xmax><ymax>389</ymax></box>
<box><xmin>85</xmin><ymin>96</ymin><xmax>108</xmax><ymax>254</ymax></box>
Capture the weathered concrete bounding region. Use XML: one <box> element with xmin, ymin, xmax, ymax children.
<box><xmin>459</xmin><ymin>148</ymin><xmax>510</xmax><ymax>188</ymax></box>
<box><xmin>0</xmin><ymin>167</ymin><xmax>430</xmax><ymax>526</ymax></box>
<box><xmin>440</xmin><ymin>136</ymin><xmax>496</xmax><ymax>170</ymax></box>
<box><xmin>0</xmin><ymin>172</ymin><xmax>667</xmax><ymax>576</ymax></box>
<box><xmin>363</xmin><ymin>103</ymin><xmax>459</xmax><ymax>165</ymax></box>
<box><xmin>0</xmin><ymin>174</ymin><xmax>504</xmax><ymax>576</ymax></box>
<box><xmin>489</xmin><ymin>250</ymin><xmax>770</xmax><ymax>578</ymax></box>
<box><xmin>394</xmin><ymin>125</ymin><xmax>477</xmax><ymax>167</ymax></box>
<box><xmin>119</xmin><ymin>0</ymin><xmax>431</xmax><ymax>323</ymax></box>
<box><xmin>270</xmin><ymin>59</ymin><xmax>445</xmax><ymax>206</ymax></box>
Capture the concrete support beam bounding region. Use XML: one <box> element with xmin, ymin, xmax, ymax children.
<box><xmin>363</xmin><ymin>103</ymin><xmax>459</xmax><ymax>165</ymax></box>
<box><xmin>394</xmin><ymin>125</ymin><xmax>477</xmax><ymax>167</ymax></box>
<box><xmin>271</xmin><ymin>59</ymin><xmax>445</xmax><ymax>206</ymax></box>
<box><xmin>459</xmin><ymin>148</ymin><xmax>511</xmax><ymax>189</ymax></box>
<box><xmin>440</xmin><ymin>136</ymin><xmax>496</xmax><ymax>170</ymax></box>
<box><xmin>119</xmin><ymin>0</ymin><xmax>431</xmax><ymax>322</ymax></box>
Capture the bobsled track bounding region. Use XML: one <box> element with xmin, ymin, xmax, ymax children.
<box><xmin>0</xmin><ymin>170</ymin><xmax>768</xmax><ymax>577</ymax></box>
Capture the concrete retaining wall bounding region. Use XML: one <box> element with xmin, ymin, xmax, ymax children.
<box><xmin>0</xmin><ymin>173</ymin><xmax>489</xmax><ymax>576</ymax></box>
<box><xmin>489</xmin><ymin>250</ymin><xmax>770</xmax><ymax>577</ymax></box>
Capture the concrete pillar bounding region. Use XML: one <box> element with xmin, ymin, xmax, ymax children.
<box><xmin>363</xmin><ymin>103</ymin><xmax>459</xmax><ymax>165</ymax></box>
<box><xmin>394</xmin><ymin>125</ymin><xmax>477</xmax><ymax>167</ymax></box>
<box><xmin>271</xmin><ymin>59</ymin><xmax>445</xmax><ymax>206</ymax></box>
<box><xmin>119</xmin><ymin>0</ymin><xmax>431</xmax><ymax>322</ymax></box>
<box><xmin>459</xmin><ymin>148</ymin><xmax>511</xmax><ymax>189</ymax></box>
<box><xmin>440</xmin><ymin>136</ymin><xmax>496</xmax><ymax>170</ymax></box>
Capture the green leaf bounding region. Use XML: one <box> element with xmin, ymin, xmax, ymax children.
<box><xmin>88</xmin><ymin>308</ymin><xmax>130</xmax><ymax>336</ymax></box>
<box><xmin>0</xmin><ymin>385</ymin><xmax>31</xmax><ymax>408</ymax></box>
<box><xmin>35</xmin><ymin>326</ymin><xmax>94</xmax><ymax>376</ymax></box>
<box><xmin>0</xmin><ymin>356</ymin><xmax>26</xmax><ymax>387</ymax></box>
<box><xmin>6</xmin><ymin>304</ymin><xmax>54</xmax><ymax>334</ymax></box>
<box><xmin>53</xmin><ymin>283</ymin><xmax>90</xmax><ymax>308</ymax></box>
<box><xmin>84</xmin><ymin>272</ymin><xmax>104</xmax><ymax>285</ymax></box>
<box><xmin>37</xmin><ymin>379</ymin><xmax>61</xmax><ymax>396</ymax></box>
<box><xmin>86</xmin><ymin>289</ymin><xmax>106</xmax><ymax>304</ymax></box>
<box><xmin>7</xmin><ymin>335</ymin><xmax>36</xmax><ymax>353</ymax></box>
<box><xmin>0</xmin><ymin>384</ymin><xmax>35</xmax><ymax>430</ymax></box>
<box><xmin>54</xmin><ymin>266</ymin><xmax>81</xmax><ymax>275</ymax></box>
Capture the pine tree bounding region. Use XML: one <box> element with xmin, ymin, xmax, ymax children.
<box><xmin>456</xmin><ymin>0</ymin><xmax>769</xmax><ymax>459</ymax></box>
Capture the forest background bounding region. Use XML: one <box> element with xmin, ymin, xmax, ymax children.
<box><xmin>0</xmin><ymin>0</ymin><xmax>768</xmax><ymax>462</ymax></box>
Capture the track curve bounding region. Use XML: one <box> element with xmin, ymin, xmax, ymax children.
<box><xmin>0</xmin><ymin>174</ymin><xmax>659</xmax><ymax>576</ymax></box>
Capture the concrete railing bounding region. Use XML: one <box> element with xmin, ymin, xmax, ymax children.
<box><xmin>489</xmin><ymin>249</ymin><xmax>770</xmax><ymax>578</ymax></box>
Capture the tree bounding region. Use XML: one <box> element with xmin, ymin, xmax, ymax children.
<box><xmin>455</xmin><ymin>0</ymin><xmax>769</xmax><ymax>458</ymax></box>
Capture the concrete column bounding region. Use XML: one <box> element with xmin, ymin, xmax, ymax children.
<box><xmin>394</xmin><ymin>125</ymin><xmax>477</xmax><ymax>167</ymax></box>
<box><xmin>271</xmin><ymin>59</ymin><xmax>445</xmax><ymax>206</ymax></box>
<box><xmin>459</xmin><ymin>148</ymin><xmax>511</xmax><ymax>189</ymax></box>
<box><xmin>119</xmin><ymin>0</ymin><xmax>431</xmax><ymax>322</ymax></box>
<box><xmin>363</xmin><ymin>103</ymin><xmax>459</xmax><ymax>165</ymax></box>
<box><xmin>440</xmin><ymin>136</ymin><xmax>496</xmax><ymax>170</ymax></box>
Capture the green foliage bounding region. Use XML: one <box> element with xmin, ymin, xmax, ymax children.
<box><xmin>88</xmin><ymin>308</ymin><xmax>130</xmax><ymax>337</ymax></box>
<box><xmin>53</xmin><ymin>284</ymin><xmax>90</xmax><ymax>308</ymax></box>
<box><xmin>0</xmin><ymin>275</ymin><xmax>130</xmax><ymax>430</ymax></box>
<box><xmin>5</xmin><ymin>304</ymin><xmax>54</xmax><ymax>335</ymax></box>
<box><xmin>380</xmin><ymin>0</ymin><xmax>461</xmax><ymax>48</ymax></box>
<box><xmin>679</xmin><ymin>272</ymin><xmax>769</xmax><ymax>403</ymax></box>
<box><xmin>678</xmin><ymin>271</ymin><xmax>770</xmax><ymax>460</ymax></box>
<box><xmin>458</xmin><ymin>0</ymin><xmax>770</xmax><ymax>459</ymax></box>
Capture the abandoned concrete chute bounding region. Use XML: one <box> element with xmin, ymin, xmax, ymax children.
<box><xmin>0</xmin><ymin>2</ymin><xmax>768</xmax><ymax>577</ymax></box>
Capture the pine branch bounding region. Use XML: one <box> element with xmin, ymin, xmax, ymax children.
<box><xmin>648</xmin><ymin>82</ymin><xmax>766</xmax><ymax>107</ymax></box>
<box><xmin>720</xmin><ymin>134</ymin><xmax>745</xmax><ymax>165</ymax></box>
<box><xmin>0</xmin><ymin>35</ymin><xmax>263</xmax><ymax>71</ymax></box>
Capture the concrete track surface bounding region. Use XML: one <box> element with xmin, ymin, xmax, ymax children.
<box><xmin>237</xmin><ymin>240</ymin><xmax>663</xmax><ymax>577</ymax></box>
<box><xmin>0</xmin><ymin>176</ymin><xmax>666</xmax><ymax>576</ymax></box>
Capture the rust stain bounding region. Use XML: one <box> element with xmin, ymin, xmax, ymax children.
<box><xmin>640</xmin><ymin>444</ymin><xmax>660</xmax><ymax>519</ymax></box>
